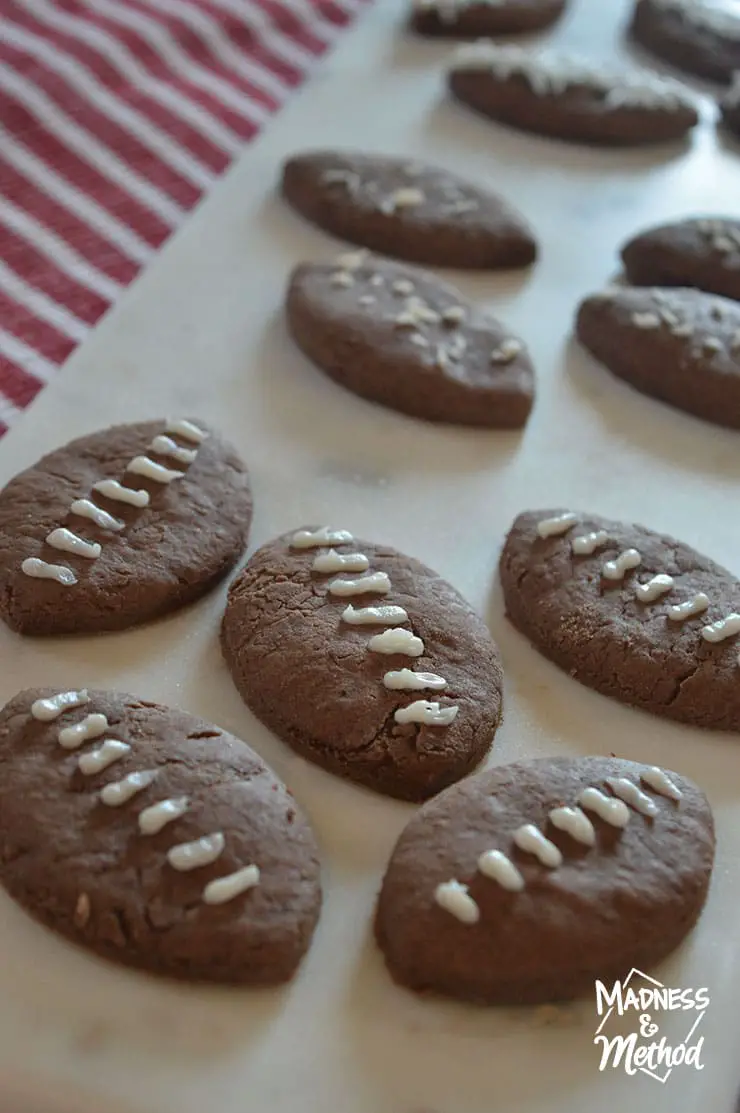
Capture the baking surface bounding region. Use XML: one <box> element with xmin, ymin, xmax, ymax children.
<box><xmin>0</xmin><ymin>1</ymin><xmax>739</xmax><ymax>1110</ymax></box>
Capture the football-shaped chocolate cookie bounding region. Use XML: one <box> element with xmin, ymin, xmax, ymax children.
<box><xmin>286</xmin><ymin>253</ymin><xmax>535</xmax><ymax>428</ymax></box>
<box><xmin>280</xmin><ymin>150</ymin><xmax>537</xmax><ymax>270</ymax></box>
<box><xmin>630</xmin><ymin>0</ymin><xmax>740</xmax><ymax>85</ymax></box>
<box><xmin>0</xmin><ymin>688</ymin><xmax>322</xmax><ymax>983</ymax></box>
<box><xmin>221</xmin><ymin>526</ymin><xmax>503</xmax><ymax>801</ymax></box>
<box><xmin>448</xmin><ymin>42</ymin><xmax>698</xmax><ymax>146</ymax></box>
<box><xmin>0</xmin><ymin>419</ymin><xmax>252</xmax><ymax>636</ymax></box>
<box><xmin>621</xmin><ymin>217</ymin><xmax>740</xmax><ymax>302</ymax></box>
<box><xmin>500</xmin><ymin>509</ymin><xmax>740</xmax><ymax>730</ymax></box>
<box><xmin>576</xmin><ymin>286</ymin><xmax>740</xmax><ymax>429</ymax></box>
<box><xmin>376</xmin><ymin>755</ymin><xmax>714</xmax><ymax>1004</ymax></box>
<box><xmin>410</xmin><ymin>0</ymin><xmax>567</xmax><ymax>39</ymax></box>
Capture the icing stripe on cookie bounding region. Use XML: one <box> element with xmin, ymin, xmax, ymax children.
<box><xmin>368</xmin><ymin>628</ymin><xmax>424</xmax><ymax>656</ymax></box>
<box><xmin>93</xmin><ymin>479</ymin><xmax>149</xmax><ymax>508</ymax></box>
<box><xmin>126</xmin><ymin>457</ymin><xmax>185</xmax><ymax>484</ymax></box>
<box><xmin>58</xmin><ymin>713</ymin><xmax>109</xmax><ymax>750</ymax></box>
<box><xmin>21</xmin><ymin>557</ymin><xmax>77</xmax><ymax>585</ymax></box>
<box><xmin>31</xmin><ymin>689</ymin><xmax>88</xmax><ymax>721</ymax></box>
<box><xmin>434</xmin><ymin>880</ymin><xmax>480</xmax><ymax>924</ymax></box>
<box><xmin>342</xmin><ymin>604</ymin><xmax>408</xmax><ymax>625</ymax></box>
<box><xmin>100</xmin><ymin>769</ymin><xmax>157</xmax><ymax>807</ymax></box>
<box><xmin>384</xmin><ymin>669</ymin><xmax>447</xmax><ymax>691</ymax></box>
<box><xmin>138</xmin><ymin>797</ymin><xmax>190</xmax><ymax>836</ymax></box>
<box><xmin>312</xmin><ymin>550</ymin><xmax>369</xmax><ymax>573</ymax></box>
<box><xmin>477</xmin><ymin>850</ymin><xmax>525</xmax><ymax>892</ymax></box>
<box><xmin>328</xmin><ymin>572</ymin><xmax>391</xmax><ymax>596</ymax></box>
<box><xmin>292</xmin><ymin>527</ymin><xmax>353</xmax><ymax>549</ymax></box>
<box><xmin>203</xmin><ymin>865</ymin><xmax>260</xmax><ymax>905</ymax></box>
<box><xmin>394</xmin><ymin>700</ymin><xmax>458</xmax><ymax>725</ymax></box>
<box><xmin>165</xmin><ymin>419</ymin><xmax>207</xmax><ymax>443</ymax></box>
<box><xmin>69</xmin><ymin>500</ymin><xmax>124</xmax><ymax>532</ymax></box>
<box><xmin>168</xmin><ymin>832</ymin><xmax>225</xmax><ymax>872</ymax></box>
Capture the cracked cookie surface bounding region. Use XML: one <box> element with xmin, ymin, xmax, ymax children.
<box><xmin>0</xmin><ymin>688</ymin><xmax>322</xmax><ymax>983</ymax></box>
<box><xmin>499</xmin><ymin>509</ymin><xmax>740</xmax><ymax>730</ymax></box>
<box><xmin>376</xmin><ymin>755</ymin><xmax>714</xmax><ymax>1004</ymax></box>
<box><xmin>221</xmin><ymin>529</ymin><xmax>503</xmax><ymax>801</ymax></box>
<box><xmin>0</xmin><ymin>420</ymin><xmax>252</xmax><ymax>636</ymax></box>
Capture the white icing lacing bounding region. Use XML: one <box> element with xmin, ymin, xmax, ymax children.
<box><xmin>28</xmin><ymin>693</ymin><xmax>257</xmax><ymax>908</ymax></box>
<box><xmin>342</xmin><ymin>603</ymin><xmax>408</xmax><ymax>626</ymax></box>
<box><xmin>69</xmin><ymin>499</ymin><xmax>124</xmax><ymax>532</ymax></box>
<box><xmin>462</xmin><ymin>766</ymin><xmax>682</xmax><ymax>909</ymax></box>
<box><xmin>168</xmin><ymin>832</ymin><xmax>225</xmax><ymax>872</ymax></box>
<box><xmin>328</xmin><ymin>571</ymin><xmax>391</xmax><ymax>597</ymax></box>
<box><xmin>312</xmin><ymin>549</ymin><xmax>369</xmax><ymax>574</ymax></box>
<box><xmin>383</xmin><ymin>669</ymin><xmax>447</xmax><ymax>691</ymax></box>
<box><xmin>126</xmin><ymin>456</ymin><xmax>185</xmax><ymax>484</ymax></box>
<box><xmin>368</xmin><ymin>628</ymin><xmax>425</xmax><ymax>657</ymax></box>
<box><xmin>139</xmin><ymin>797</ymin><xmax>190</xmax><ymax>835</ymax></box>
<box><xmin>46</xmin><ymin>528</ymin><xmax>101</xmax><ymax>560</ymax></box>
<box><xmin>149</xmin><ymin>435</ymin><xmax>198</xmax><ymax>465</ymax></box>
<box><xmin>203</xmin><ymin>865</ymin><xmax>260</xmax><ymax>905</ymax></box>
<box><xmin>667</xmin><ymin>593</ymin><xmax>710</xmax><ymax>622</ymax></box>
<box><xmin>602</xmin><ymin>549</ymin><xmax>641</xmax><ymax>581</ymax></box>
<box><xmin>292</xmin><ymin>527</ymin><xmax>354</xmax><ymax>550</ymax></box>
<box><xmin>635</xmin><ymin>574</ymin><xmax>674</xmax><ymax>603</ymax></box>
<box><xmin>606</xmin><ymin>777</ymin><xmax>658</xmax><ymax>818</ymax></box>
<box><xmin>514</xmin><ymin>824</ymin><xmax>563</xmax><ymax>868</ymax></box>
<box><xmin>100</xmin><ymin>769</ymin><xmax>158</xmax><ymax>807</ymax></box>
<box><xmin>477</xmin><ymin>849</ymin><xmax>524</xmax><ymax>892</ymax></box>
<box><xmin>78</xmin><ymin>739</ymin><xmax>131</xmax><ymax>775</ymax></box>
<box><xmin>537</xmin><ymin>512</ymin><xmax>578</xmax><ymax>539</ymax></box>
<box><xmin>31</xmin><ymin>689</ymin><xmax>88</xmax><ymax>721</ymax></box>
<box><xmin>572</xmin><ymin>530</ymin><xmax>609</xmax><ymax>556</ymax></box>
<box><xmin>549</xmin><ymin>806</ymin><xmax>596</xmax><ymax>847</ymax></box>
<box><xmin>702</xmin><ymin>612</ymin><xmax>740</xmax><ymax>644</ymax></box>
<box><xmin>434</xmin><ymin>880</ymin><xmax>479</xmax><ymax>924</ymax></box>
<box><xmin>394</xmin><ymin>700</ymin><xmax>458</xmax><ymax>726</ymax></box>
<box><xmin>165</xmin><ymin>419</ymin><xmax>207</xmax><ymax>444</ymax></box>
<box><xmin>58</xmin><ymin>713</ymin><xmax>109</xmax><ymax>750</ymax></box>
<box><xmin>295</xmin><ymin>529</ymin><xmax>461</xmax><ymax>730</ymax></box>
<box><xmin>21</xmin><ymin>557</ymin><xmax>77</xmax><ymax>586</ymax></box>
<box><xmin>20</xmin><ymin>419</ymin><xmax>204</xmax><ymax>588</ymax></box>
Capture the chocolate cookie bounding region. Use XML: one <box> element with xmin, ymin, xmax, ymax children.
<box><xmin>280</xmin><ymin>150</ymin><xmax>536</xmax><ymax>270</ymax></box>
<box><xmin>630</xmin><ymin>0</ymin><xmax>740</xmax><ymax>85</ymax></box>
<box><xmin>0</xmin><ymin>687</ymin><xmax>322</xmax><ymax>983</ymax></box>
<box><xmin>410</xmin><ymin>0</ymin><xmax>567</xmax><ymax>39</ymax></box>
<box><xmin>499</xmin><ymin>508</ymin><xmax>740</xmax><ymax>730</ymax></box>
<box><xmin>221</xmin><ymin>526</ymin><xmax>503</xmax><ymax>801</ymax></box>
<box><xmin>376</xmin><ymin>755</ymin><xmax>714</xmax><ymax>1004</ymax></box>
<box><xmin>286</xmin><ymin>253</ymin><xmax>535</xmax><ymax>428</ymax></box>
<box><xmin>621</xmin><ymin>217</ymin><xmax>740</xmax><ymax>301</ymax></box>
<box><xmin>448</xmin><ymin>42</ymin><xmax>698</xmax><ymax>146</ymax></box>
<box><xmin>0</xmin><ymin>419</ymin><xmax>251</xmax><ymax>636</ymax></box>
<box><xmin>576</xmin><ymin>285</ymin><xmax>740</xmax><ymax>429</ymax></box>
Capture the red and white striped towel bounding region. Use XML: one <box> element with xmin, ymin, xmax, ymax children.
<box><xmin>0</xmin><ymin>0</ymin><xmax>367</xmax><ymax>438</ymax></box>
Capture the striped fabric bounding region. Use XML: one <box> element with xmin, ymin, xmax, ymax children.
<box><xmin>0</xmin><ymin>0</ymin><xmax>366</xmax><ymax>437</ymax></box>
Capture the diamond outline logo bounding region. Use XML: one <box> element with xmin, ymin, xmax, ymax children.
<box><xmin>593</xmin><ymin>968</ymin><xmax>708</xmax><ymax>1084</ymax></box>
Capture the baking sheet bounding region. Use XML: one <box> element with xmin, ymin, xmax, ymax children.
<box><xmin>1</xmin><ymin>1</ymin><xmax>739</xmax><ymax>1110</ymax></box>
